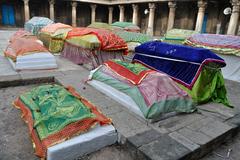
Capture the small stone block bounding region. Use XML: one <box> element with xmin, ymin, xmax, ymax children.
<box><xmin>139</xmin><ymin>135</ymin><xmax>190</xmax><ymax>160</ymax></box>
<box><xmin>178</xmin><ymin>128</ymin><xmax>211</xmax><ymax>145</ymax></box>
<box><xmin>128</xmin><ymin>129</ymin><xmax>162</xmax><ymax>148</ymax></box>
<box><xmin>198</xmin><ymin>121</ymin><xmax>233</xmax><ymax>139</ymax></box>
<box><xmin>169</xmin><ymin>131</ymin><xmax>200</xmax><ymax>151</ymax></box>
<box><xmin>108</xmin><ymin>111</ymin><xmax>150</xmax><ymax>138</ymax></box>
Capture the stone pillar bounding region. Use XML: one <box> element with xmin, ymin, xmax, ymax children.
<box><xmin>49</xmin><ymin>0</ymin><xmax>55</xmax><ymax>21</ymax></box>
<box><xmin>132</xmin><ymin>4</ymin><xmax>139</xmax><ymax>25</ymax></box>
<box><xmin>119</xmin><ymin>5</ymin><xmax>125</xmax><ymax>22</ymax></box>
<box><xmin>238</xmin><ymin>25</ymin><xmax>240</xmax><ymax>35</ymax></box>
<box><xmin>146</xmin><ymin>3</ymin><xmax>156</xmax><ymax>36</ymax></box>
<box><xmin>108</xmin><ymin>6</ymin><xmax>113</xmax><ymax>24</ymax></box>
<box><xmin>23</xmin><ymin>0</ymin><xmax>30</xmax><ymax>22</ymax></box>
<box><xmin>167</xmin><ymin>1</ymin><xmax>177</xmax><ymax>30</ymax></box>
<box><xmin>227</xmin><ymin>0</ymin><xmax>240</xmax><ymax>35</ymax></box>
<box><xmin>195</xmin><ymin>0</ymin><xmax>207</xmax><ymax>32</ymax></box>
<box><xmin>71</xmin><ymin>2</ymin><xmax>77</xmax><ymax>27</ymax></box>
<box><xmin>90</xmin><ymin>4</ymin><xmax>97</xmax><ymax>23</ymax></box>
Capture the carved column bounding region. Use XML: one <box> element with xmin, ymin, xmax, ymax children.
<box><xmin>227</xmin><ymin>0</ymin><xmax>240</xmax><ymax>35</ymax></box>
<box><xmin>167</xmin><ymin>1</ymin><xmax>177</xmax><ymax>30</ymax></box>
<box><xmin>132</xmin><ymin>4</ymin><xmax>139</xmax><ymax>25</ymax></box>
<box><xmin>49</xmin><ymin>0</ymin><xmax>55</xmax><ymax>21</ymax></box>
<box><xmin>119</xmin><ymin>5</ymin><xmax>125</xmax><ymax>22</ymax></box>
<box><xmin>90</xmin><ymin>4</ymin><xmax>97</xmax><ymax>23</ymax></box>
<box><xmin>146</xmin><ymin>3</ymin><xmax>156</xmax><ymax>36</ymax></box>
<box><xmin>195</xmin><ymin>0</ymin><xmax>207</xmax><ymax>32</ymax></box>
<box><xmin>108</xmin><ymin>6</ymin><xmax>113</xmax><ymax>24</ymax></box>
<box><xmin>71</xmin><ymin>2</ymin><xmax>77</xmax><ymax>27</ymax></box>
<box><xmin>23</xmin><ymin>0</ymin><xmax>30</xmax><ymax>22</ymax></box>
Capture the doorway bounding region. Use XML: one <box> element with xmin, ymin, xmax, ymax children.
<box><xmin>1</xmin><ymin>4</ymin><xmax>15</xmax><ymax>26</ymax></box>
<box><xmin>201</xmin><ymin>13</ymin><xmax>208</xmax><ymax>33</ymax></box>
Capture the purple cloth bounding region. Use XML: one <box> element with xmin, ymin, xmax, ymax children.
<box><xmin>188</xmin><ymin>34</ymin><xmax>240</xmax><ymax>49</ymax></box>
<box><xmin>61</xmin><ymin>42</ymin><xmax>124</xmax><ymax>70</ymax></box>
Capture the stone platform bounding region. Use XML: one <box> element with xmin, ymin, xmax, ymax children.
<box><xmin>0</xmin><ymin>54</ymin><xmax>239</xmax><ymax>160</ymax></box>
<box><xmin>0</xmin><ymin>30</ymin><xmax>240</xmax><ymax>160</ymax></box>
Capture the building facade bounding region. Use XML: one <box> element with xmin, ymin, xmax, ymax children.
<box><xmin>0</xmin><ymin>0</ymin><xmax>239</xmax><ymax>36</ymax></box>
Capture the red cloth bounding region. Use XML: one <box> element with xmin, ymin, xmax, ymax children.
<box><xmin>104</xmin><ymin>60</ymin><xmax>154</xmax><ymax>85</ymax></box>
<box><xmin>67</xmin><ymin>27</ymin><xmax>128</xmax><ymax>53</ymax></box>
<box><xmin>4</xmin><ymin>38</ymin><xmax>48</xmax><ymax>61</ymax></box>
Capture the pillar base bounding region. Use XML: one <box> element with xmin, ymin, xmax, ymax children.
<box><xmin>146</xmin><ymin>27</ymin><xmax>153</xmax><ymax>36</ymax></box>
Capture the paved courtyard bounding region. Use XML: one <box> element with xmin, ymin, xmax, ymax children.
<box><xmin>0</xmin><ymin>30</ymin><xmax>240</xmax><ymax>160</ymax></box>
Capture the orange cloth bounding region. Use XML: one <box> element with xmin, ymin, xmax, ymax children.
<box><xmin>4</xmin><ymin>38</ymin><xmax>48</xmax><ymax>61</ymax></box>
<box><xmin>41</xmin><ymin>23</ymin><xmax>72</xmax><ymax>34</ymax></box>
<box><xmin>9</xmin><ymin>30</ymin><xmax>37</xmax><ymax>43</ymax></box>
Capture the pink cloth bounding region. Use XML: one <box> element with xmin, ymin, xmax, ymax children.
<box><xmin>98</xmin><ymin>65</ymin><xmax>189</xmax><ymax>107</ymax></box>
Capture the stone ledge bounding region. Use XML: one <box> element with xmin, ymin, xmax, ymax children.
<box><xmin>139</xmin><ymin>134</ymin><xmax>191</xmax><ymax>160</ymax></box>
<box><xmin>0</xmin><ymin>75</ymin><xmax>55</xmax><ymax>88</ymax></box>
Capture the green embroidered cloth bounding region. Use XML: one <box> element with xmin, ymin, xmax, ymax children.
<box><xmin>66</xmin><ymin>34</ymin><xmax>100</xmax><ymax>49</ymax></box>
<box><xmin>111</xmin><ymin>22</ymin><xmax>136</xmax><ymax>28</ymax></box>
<box><xmin>185</xmin><ymin>40</ymin><xmax>240</xmax><ymax>56</ymax></box>
<box><xmin>88</xmin><ymin>22</ymin><xmax>113</xmax><ymax>30</ymax></box>
<box><xmin>19</xmin><ymin>84</ymin><xmax>94</xmax><ymax>140</ymax></box>
<box><xmin>164</xmin><ymin>29</ymin><xmax>199</xmax><ymax>40</ymax></box>
<box><xmin>111</xmin><ymin>59</ymin><xmax>150</xmax><ymax>74</ymax></box>
<box><xmin>115</xmin><ymin>31</ymin><xmax>152</xmax><ymax>44</ymax></box>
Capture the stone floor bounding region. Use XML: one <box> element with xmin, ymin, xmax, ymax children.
<box><xmin>0</xmin><ymin>85</ymin><xmax>40</xmax><ymax>160</ymax></box>
<box><xmin>0</xmin><ymin>30</ymin><xmax>240</xmax><ymax>160</ymax></box>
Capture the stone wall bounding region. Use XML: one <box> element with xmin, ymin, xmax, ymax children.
<box><xmin>29</xmin><ymin>0</ymin><xmax>49</xmax><ymax>18</ymax></box>
<box><xmin>154</xmin><ymin>3</ymin><xmax>168</xmax><ymax>36</ymax></box>
<box><xmin>96</xmin><ymin>5</ymin><xmax>108</xmax><ymax>23</ymax></box>
<box><xmin>55</xmin><ymin>1</ymin><xmax>72</xmax><ymax>25</ymax></box>
<box><xmin>112</xmin><ymin>5</ymin><xmax>119</xmax><ymax>23</ymax></box>
<box><xmin>76</xmin><ymin>3</ymin><xmax>91</xmax><ymax>26</ymax></box>
<box><xmin>174</xmin><ymin>1</ymin><xmax>197</xmax><ymax>30</ymax></box>
<box><xmin>138</xmin><ymin>3</ymin><xmax>148</xmax><ymax>34</ymax></box>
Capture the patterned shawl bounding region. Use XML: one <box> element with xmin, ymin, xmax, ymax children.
<box><xmin>103</xmin><ymin>59</ymin><xmax>154</xmax><ymax>85</ymax></box>
<box><xmin>67</xmin><ymin>28</ymin><xmax>128</xmax><ymax>53</ymax></box>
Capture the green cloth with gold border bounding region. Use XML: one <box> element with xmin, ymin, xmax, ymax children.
<box><xmin>19</xmin><ymin>84</ymin><xmax>94</xmax><ymax>140</ymax></box>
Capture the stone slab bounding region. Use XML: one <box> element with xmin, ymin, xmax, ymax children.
<box><xmin>198</xmin><ymin>103</ymin><xmax>236</xmax><ymax>121</ymax></box>
<box><xmin>154</xmin><ymin>113</ymin><xmax>205</xmax><ymax>133</ymax></box>
<box><xmin>139</xmin><ymin>135</ymin><xmax>191</xmax><ymax>160</ymax></box>
<box><xmin>178</xmin><ymin>128</ymin><xmax>212</xmax><ymax>145</ymax></box>
<box><xmin>198</xmin><ymin>121</ymin><xmax>233</xmax><ymax>139</ymax></box>
<box><xmin>127</xmin><ymin>129</ymin><xmax>162</xmax><ymax>148</ymax></box>
<box><xmin>169</xmin><ymin>132</ymin><xmax>200</xmax><ymax>152</ymax></box>
<box><xmin>47</xmin><ymin>125</ymin><xmax>118</xmax><ymax>160</ymax></box>
<box><xmin>108</xmin><ymin>111</ymin><xmax>151</xmax><ymax>139</ymax></box>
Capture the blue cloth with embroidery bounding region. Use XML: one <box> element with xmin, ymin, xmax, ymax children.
<box><xmin>133</xmin><ymin>41</ymin><xmax>226</xmax><ymax>88</ymax></box>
